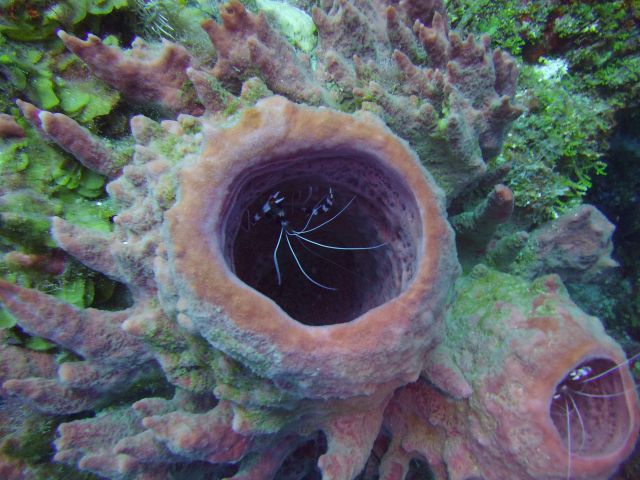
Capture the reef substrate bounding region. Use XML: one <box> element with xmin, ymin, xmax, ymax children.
<box><xmin>0</xmin><ymin>1</ymin><xmax>638</xmax><ymax>479</ymax></box>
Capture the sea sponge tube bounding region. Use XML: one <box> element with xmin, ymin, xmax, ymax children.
<box><xmin>162</xmin><ymin>96</ymin><xmax>460</xmax><ymax>400</ymax></box>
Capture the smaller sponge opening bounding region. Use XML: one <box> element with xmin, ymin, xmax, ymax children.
<box><xmin>550</xmin><ymin>358</ymin><xmax>633</xmax><ymax>456</ymax></box>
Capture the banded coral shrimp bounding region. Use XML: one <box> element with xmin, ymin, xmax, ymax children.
<box><xmin>550</xmin><ymin>351</ymin><xmax>640</xmax><ymax>479</ymax></box>
<box><xmin>215</xmin><ymin>130</ymin><xmax>425</xmax><ymax>328</ymax></box>
<box><xmin>245</xmin><ymin>186</ymin><xmax>386</xmax><ymax>290</ymax></box>
<box><xmin>232</xmin><ymin>181</ymin><xmax>389</xmax><ymax>323</ymax></box>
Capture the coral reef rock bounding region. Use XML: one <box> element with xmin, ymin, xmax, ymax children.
<box><xmin>1</xmin><ymin>1</ymin><xmax>638</xmax><ymax>479</ymax></box>
<box><xmin>514</xmin><ymin>204</ymin><xmax>619</xmax><ymax>284</ymax></box>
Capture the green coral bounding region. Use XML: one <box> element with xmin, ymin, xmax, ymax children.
<box><xmin>0</xmin><ymin>35</ymin><xmax>60</xmax><ymax>111</ymax></box>
<box><xmin>0</xmin><ymin>306</ymin><xmax>16</xmax><ymax>328</ymax></box>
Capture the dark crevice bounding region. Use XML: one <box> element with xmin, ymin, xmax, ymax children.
<box><xmin>224</xmin><ymin>150</ymin><xmax>422</xmax><ymax>326</ymax></box>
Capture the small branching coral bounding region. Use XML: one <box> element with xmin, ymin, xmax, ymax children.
<box><xmin>0</xmin><ymin>1</ymin><xmax>638</xmax><ymax>479</ymax></box>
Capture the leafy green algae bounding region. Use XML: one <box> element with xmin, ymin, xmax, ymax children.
<box><xmin>445</xmin><ymin>0</ymin><xmax>640</xmax><ymax>107</ymax></box>
<box><xmin>0</xmin><ymin>106</ymin><xmax>117</xmax><ymax>359</ymax></box>
<box><xmin>0</xmin><ymin>0</ymin><xmax>128</xmax><ymax>350</ymax></box>
<box><xmin>493</xmin><ymin>62</ymin><xmax>611</xmax><ymax>223</ymax></box>
<box><xmin>0</xmin><ymin>0</ymin><xmax>128</xmax><ymax>42</ymax></box>
<box><xmin>447</xmin><ymin>0</ymin><xmax>639</xmax><ymax>223</ymax></box>
<box><xmin>0</xmin><ymin>35</ymin><xmax>121</xmax><ymax>124</ymax></box>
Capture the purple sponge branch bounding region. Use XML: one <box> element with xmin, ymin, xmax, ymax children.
<box><xmin>15</xmin><ymin>100</ymin><xmax>128</xmax><ymax>178</ymax></box>
<box><xmin>57</xmin><ymin>31</ymin><xmax>203</xmax><ymax>116</ymax></box>
<box><xmin>2</xmin><ymin>2</ymin><xmax>637</xmax><ymax>478</ymax></box>
<box><xmin>0</xmin><ymin>280</ymin><xmax>158</xmax><ymax>413</ymax></box>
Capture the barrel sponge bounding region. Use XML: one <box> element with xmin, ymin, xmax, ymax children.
<box><xmin>1</xmin><ymin>0</ymin><xmax>637</xmax><ymax>478</ymax></box>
